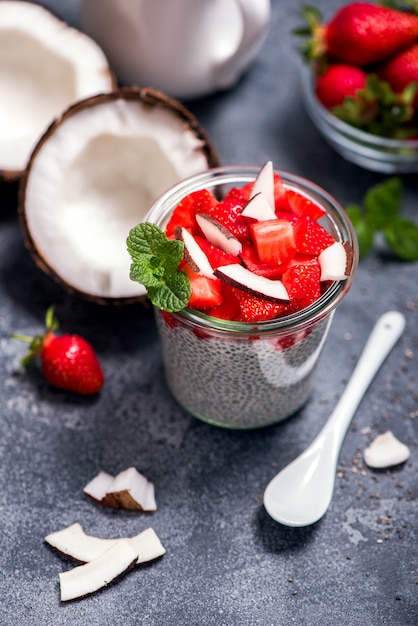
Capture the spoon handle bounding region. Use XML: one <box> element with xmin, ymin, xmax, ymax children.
<box><xmin>325</xmin><ymin>310</ymin><xmax>406</xmax><ymax>450</ymax></box>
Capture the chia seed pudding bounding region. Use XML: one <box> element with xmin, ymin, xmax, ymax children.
<box><xmin>143</xmin><ymin>165</ymin><xmax>358</xmax><ymax>429</ymax></box>
<box><xmin>155</xmin><ymin>308</ymin><xmax>333</xmax><ymax>428</ymax></box>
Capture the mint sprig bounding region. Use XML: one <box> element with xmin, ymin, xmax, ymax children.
<box><xmin>127</xmin><ymin>223</ymin><xmax>191</xmax><ymax>311</ymax></box>
<box><xmin>345</xmin><ymin>177</ymin><xmax>418</xmax><ymax>261</ymax></box>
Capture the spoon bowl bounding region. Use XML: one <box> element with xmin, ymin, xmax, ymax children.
<box><xmin>263</xmin><ymin>311</ymin><xmax>406</xmax><ymax>527</ymax></box>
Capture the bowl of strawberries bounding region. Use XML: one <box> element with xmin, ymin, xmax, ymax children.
<box><xmin>297</xmin><ymin>1</ymin><xmax>418</xmax><ymax>173</ymax></box>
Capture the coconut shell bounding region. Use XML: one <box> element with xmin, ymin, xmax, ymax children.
<box><xmin>18</xmin><ymin>87</ymin><xmax>220</xmax><ymax>305</ymax></box>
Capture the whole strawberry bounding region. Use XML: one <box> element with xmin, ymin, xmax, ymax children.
<box><xmin>315</xmin><ymin>63</ymin><xmax>367</xmax><ymax>108</ymax></box>
<box><xmin>378</xmin><ymin>43</ymin><xmax>418</xmax><ymax>108</ymax></box>
<box><xmin>300</xmin><ymin>2</ymin><xmax>418</xmax><ymax>66</ymax></box>
<box><xmin>12</xmin><ymin>307</ymin><xmax>104</xmax><ymax>395</ymax></box>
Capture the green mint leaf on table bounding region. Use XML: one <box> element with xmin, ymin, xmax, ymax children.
<box><xmin>384</xmin><ymin>218</ymin><xmax>418</xmax><ymax>261</ymax></box>
<box><xmin>363</xmin><ymin>176</ymin><xmax>402</xmax><ymax>230</ymax></box>
<box><xmin>345</xmin><ymin>204</ymin><xmax>375</xmax><ymax>258</ymax></box>
<box><xmin>127</xmin><ymin>223</ymin><xmax>191</xmax><ymax>312</ymax></box>
<box><xmin>345</xmin><ymin>178</ymin><xmax>418</xmax><ymax>261</ymax></box>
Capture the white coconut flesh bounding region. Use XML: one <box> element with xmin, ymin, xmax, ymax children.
<box><xmin>20</xmin><ymin>91</ymin><xmax>218</xmax><ymax>302</ymax></box>
<box><xmin>0</xmin><ymin>1</ymin><xmax>114</xmax><ymax>179</ymax></box>
<box><xmin>45</xmin><ymin>523</ymin><xmax>166</xmax><ymax>564</ymax></box>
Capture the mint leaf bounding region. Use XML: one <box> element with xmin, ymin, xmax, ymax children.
<box><xmin>363</xmin><ymin>177</ymin><xmax>402</xmax><ymax>230</ymax></box>
<box><xmin>345</xmin><ymin>178</ymin><xmax>418</xmax><ymax>262</ymax></box>
<box><xmin>345</xmin><ymin>204</ymin><xmax>375</xmax><ymax>258</ymax></box>
<box><xmin>127</xmin><ymin>223</ymin><xmax>191</xmax><ymax>311</ymax></box>
<box><xmin>384</xmin><ymin>217</ymin><xmax>418</xmax><ymax>261</ymax></box>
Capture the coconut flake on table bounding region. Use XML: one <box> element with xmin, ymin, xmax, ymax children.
<box><xmin>84</xmin><ymin>466</ymin><xmax>156</xmax><ymax>512</ymax></box>
<box><xmin>363</xmin><ymin>431</ymin><xmax>410</xmax><ymax>469</ymax></box>
<box><xmin>59</xmin><ymin>540</ymin><xmax>137</xmax><ymax>602</ymax></box>
<box><xmin>45</xmin><ymin>523</ymin><xmax>166</xmax><ymax>564</ymax></box>
<box><xmin>0</xmin><ymin>0</ymin><xmax>114</xmax><ymax>180</ymax></box>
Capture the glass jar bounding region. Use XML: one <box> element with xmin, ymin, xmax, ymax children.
<box><xmin>146</xmin><ymin>166</ymin><xmax>358</xmax><ymax>428</ymax></box>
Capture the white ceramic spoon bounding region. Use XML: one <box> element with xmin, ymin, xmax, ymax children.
<box><xmin>263</xmin><ymin>310</ymin><xmax>406</xmax><ymax>527</ymax></box>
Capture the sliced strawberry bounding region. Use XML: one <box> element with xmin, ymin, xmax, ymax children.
<box><xmin>240</xmin><ymin>243</ymin><xmax>285</xmax><ymax>279</ymax></box>
<box><xmin>282</xmin><ymin>259</ymin><xmax>321</xmax><ymax>312</ymax></box>
<box><xmin>207</xmin><ymin>187</ymin><xmax>250</xmax><ymax>243</ymax></box>
<box><xmin>286</xmin><ymin>189</ymin><xmax>326</xmax><ymax>220</ymax></box>
<box><xmin>293</xmin><ymin>216</ymin><xmax>335</xmax><ymax>256</ymax></box>
<box><xmin>250</xmin><ymin>219</ymin><xmax>297</xmax><ymax>266</ymax></box>
<box><xmin>206</xmin><ymin>283</ymin><xmax>241</xmax><ymax>320</ymax></box>
<box><xmin>272</xmin><ymin>172</ymin><xmax>291</xmax><ymax>212</ymax></box>
<box><xmin>165</xmin><ymin>189</ymin><xmax>218</xmax><ymax>238</ymax></box>
<box><xmin>181</xmin><ymin>262</ymin><xmax>222</xmax><ymax>310</ymax></box>
<box><xmin>234</xmin><ymin>289</ymin><xmax>289</xmax><ymax>322</ymax></box>
<box><xmin>194</xmin><ymin>235</ymin><xmax>240</xmax><ymax>269</ymax></box>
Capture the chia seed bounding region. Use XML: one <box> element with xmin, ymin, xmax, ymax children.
<box><xmin>155</xmin><ymin>309</ymin><xmax>332</xmax><ymax>428</ymax></box>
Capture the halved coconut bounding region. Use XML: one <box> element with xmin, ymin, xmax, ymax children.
<box><xmin>18</xmin><ymin>88</ymin><xmax>219</xmax><ymax>304</ymax></box>
<box><xmin>0</xmin><ymin>0</ymin><xmax>115</xmax><ymax>181</ymax></box>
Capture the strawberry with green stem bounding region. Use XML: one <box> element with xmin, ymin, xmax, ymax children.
<box><xmin>297</xmin><ymin>2</ymin><xmax>418</xmax><ymax>66</ymax></box>
<box><xmin>377</xmin><ymin>43</ymin><xmax>418</xmax><ymax>108</ymax></box>
<box><xmin>11</xmin><ymin>306</ymin><xmax>104</xmax><ymax>395</ymax></box>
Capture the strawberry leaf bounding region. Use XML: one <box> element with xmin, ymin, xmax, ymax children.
<box><xmin>378</xmin><ymin>0</ymin><xmax>418</xmax><ymax>15</ymax></box>
<box><xmin>127</xmin><ymin>223</ymin><xmax>191</xmax><ymax>311</ymax></box>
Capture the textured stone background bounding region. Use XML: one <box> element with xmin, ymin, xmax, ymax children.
<box><xmin>0</xmin><ymin>1</ymin><xmax>417</xmax><ymax>624</ymax></box>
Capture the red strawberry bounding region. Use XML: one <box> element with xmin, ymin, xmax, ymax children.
<box><xmin>285</xmin><ymin>189</ymin><xmax>326</xmax><ymax>220</ymax></box>
<box><xmin>234</xmin><ymin>289</ymin><xmax>288</xmax><ymax>323</ymax></box>
<box><xmin>305</xmin><ymin>3</ymin><xmax>418</xmax><ymax>67</ymax></box>
<box><xmin>194</xmin><ymin>235</ymin><xmax>241</xmax><ymax>269</ymax></box>
<box><xmin>12</xmin><ymin>307</ymin><xmax>104</xmax><ymax>395</ymax></box>
<box><xmin>250</xmin><ymin>219</ymin><xmax>297</xmax><ymax>266</ymax></box>
<box><xmin>272</xmin><ymin>172</ymin><xmax>291</xmax><ymax>211</ymax></box>
<box><xmin>282</xmin><ymin>259</ymin><xmax>321</xmax><ymax>311</ymax></box>
<box><xmin>377</xmin><ymin>43</ymin><xmax>418</xmax><ymax>108</ymax></box>
<box><xmin>207</xmin><ymin>188</ymin><xmax>250</xmax><ymax>242</ymax></box>
<box><xmin>165</xmin><ymin>189</ymin><xmax>217</xmax><ymax>238</ymax></box>
<box><xmin>314</xmin><ymin>63</ymin><xmax>367</xmax><ymax>109</ymax></box>
<box><xmin>293</xmin><ymin>216</ymin><xmax>335</xmax><ymax>256</ymax></box>
<box><xmin>240</xmin><ymin>243</ymin><xmax>286</xmax><ymax>279</ymax></box>
<box><xmin>206</xmin><ymin>283</ymin><xmax>241</xmax><ymax>320</ymax></box>
<box><xmin>181</xmin><ymin>262</ymin><xmax>223</xmax><ymax>310</ymax></box>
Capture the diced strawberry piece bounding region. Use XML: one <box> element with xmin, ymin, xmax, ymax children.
<box><xmin>239</xmin><ymin>182</ymin><xmax>253</xmax><ymax>203</ymax></box>
<box><xmin>274</xmin><ymin>329</ymin><xmax>310</xmax><ymax>350</ymax></box>
<box><xmin>206</xmin><ymin>283</ymin><xmax>241</xmax><ymax>320</ymax></box>
<box><xmin>240</xmin><ymin>243</ymin><xmax>285</xmax><ymax>279</ymax></box>
<box><xmin>282</xmin><ymin>259</ymin><xmax>321</xmax><ymax>312</ymax></box>
<box><xmin>272</xmin><ymin>172</ymin><xmax>291</xmax><ymax>212</ymax></box>
<box><xmin>161</xmin><ymin>310</ymin><xmax>181</xmax><ymax>329</ymax></box>
<box><xmin>207</xmin><ymin>187</ymin><xmax>250</xmax><ymax>243</ymax></box>
<box><xmin>250</xmin><ymin>219</ymin><xmax>297</xmax><ymax>266</ymax></box>
<box><xmin>293</xmin><ymin>216</ymin><xmax>335</xmax><ymax>256</ymax></box>
<box><xmin>194</xmin><ymin>235</ymin><xmax>240</xmax><ymax>269</ymax></box>
<box><xmin>165</xmin><ymin>189</ymin><xmax>218</xmax><ymax>238</ymax></box>
<box><xmin>181</xmin><ymin>262</ymin><xmax>222</xmax><ymax>310</ymax></box>
<box><xmin>286</xmin><ymin>189</ymin><xmax>326</xmax><ymax>220</ymax></box>
<box><xmin>234</xmin><ymin>289</ymin><xmax>289</xmax><ymax>322</ymax></box>
<box><xmin>223</xmin><ymin>186</ymin><xmax>246</xmax><ymax>205</ymax></box>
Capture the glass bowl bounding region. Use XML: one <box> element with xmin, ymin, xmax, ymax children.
<box><xmin>145</xmin><ymin>165</ymin><xmax>358</xmax><ymax>429</ymax></box>
<box><xmin>301</xmin><ymin>69</ymin><xmax>418</xmax><ymax>174</ymax></box>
